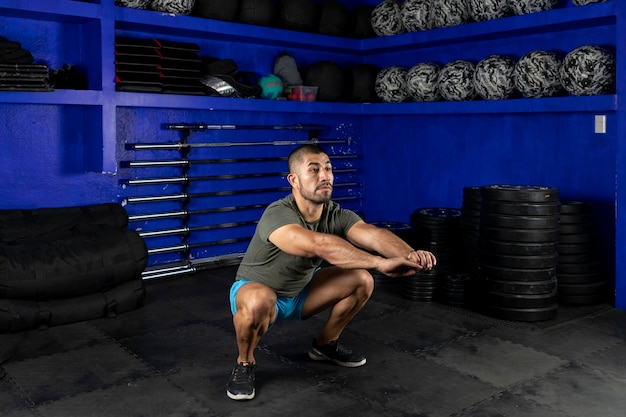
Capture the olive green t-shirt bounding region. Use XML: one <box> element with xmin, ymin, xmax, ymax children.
<box><xmin>235</xmin><ymin>194</ymin><xmax>362</xmax><ymax>297</ymax></box>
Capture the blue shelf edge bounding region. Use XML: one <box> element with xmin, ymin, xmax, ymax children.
<box><xmin>114</xmin><ymin>92</ymin><xmax>363</xmax><ymax>114</ymax></box>
<box><xmin>361</xmin><ymin>95</ymin><xmax>617</xmax><ymax>115</ymax></box>
<box><xmin>0</xmin><ymin>90</ymin><xmax>102</xmax><ymax>106</ymax></box>
<box><xmin>0</xmin><ymin>0</ymin><xmax>100</xmax><ymax>21</ymax></box>
<box><xmin>0</xmin><ymin>91</ymin><xmax>615</xmax><ymax>115</ymax></box>
<box><xmin>114</xmin><ymin>92</ymin><xmax>617</xmax><ymax>115</ymax></box>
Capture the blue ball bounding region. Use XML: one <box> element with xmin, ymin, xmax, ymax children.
<box><xmin>258</xmin><ymin>74</ymin><xmax>284</xmax><ymax>99</ymax></box>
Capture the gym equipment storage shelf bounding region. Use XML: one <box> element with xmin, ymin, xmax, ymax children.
<box><xmin>0</xmin><ymin>1</ymin><xmax>618</xmax><ymax>115</ymax></box>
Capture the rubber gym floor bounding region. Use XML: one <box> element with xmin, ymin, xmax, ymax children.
<box><xmin>1</xmin><ymin>264</ymin><xmax>625</xmax><ymax>417</ymax></box>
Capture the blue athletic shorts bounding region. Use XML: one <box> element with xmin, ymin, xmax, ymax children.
<box><xmin>229</xmin><ymin>279</ymin><xmax>312</xmax><ymax>322</ymax></box>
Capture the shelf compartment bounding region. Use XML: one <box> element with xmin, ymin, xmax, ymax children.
<box><xmin>363</xmin><ymin>2</ymin><xmax>616</xmax><ymax>54</ymax></box>
<box><xmin>114</xmin><ymin>6</ymin><xmax>362</xmax><ymax>55</ymax></box>
<box><xmin>0</xmin><ymin>7</ymin><xmax>103</xmax><ymax>90</ymax></box>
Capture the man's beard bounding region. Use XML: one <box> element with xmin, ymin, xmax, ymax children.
<box><xmin>301</xmin><ymin>182</ymin><xmax>333</xmax><ymax>204</ymax></box>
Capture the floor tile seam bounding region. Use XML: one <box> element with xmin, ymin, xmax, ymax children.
<box><xmin>1</xmin><ymin>323</ymin><xmax>123</xmax><ymax>366</ymax></box>
<box><xmin>409</xmin><ymin>329</ymin><xmax>484</xmax><ymax>358</ymax></box>
<box><xmin>416</xmin><ymin>335</ymin><xmax>574</xmax><ymax>391</ymax></box>
<box><xmin>85</xmin><ymin>321</ymin><xmax>166</xmax><ymax>379</ymax></box>
<box><xmin>166</xmin><ymin>296</ymin><xmax>232</xmax><ymax>322</ymax></box>
<box><xmin>113</xmin><ymin>320</ymin><xmax>231</xmax><ymax>344</ymax></box>
<box><xmin>501</xmin><ymin>360</ymin><xmax>576</xmax><ymax>392</ymax></box>
<box><xmin>449</xmin><ymin>388</ymin><xmax>566</xmax><ymax>417</ymax></box>
<box><xmin>1</xmin><ymin>370</ymin><xmax>38</xmax><ymax>410</ymax></box>
<box><xmin>429</xmin><ymin>302</ymin><xmax>545</xmax><ymax>331</ymax></box>
<box><xmin>128</xmin><ymin>373</ymin><xmax>222</xmax><ymax>417</ymax></box>
<box><xmin>255</xmin><ymin>343</ymin><xmax>320</xmax><ymax>380</ymax></box>
<box><xmin>481</xmin><ymin>328</ymin><xmax>624</xmax><ymax>366</ymax></box>
<box><xmin>409</xmin><ymin>304</ymin><xmax>501</xmax><ymax>334</ymax></box>
<box><xmin>573</xmin><ymin>337</ymin><xmax>625</xmax><ymax>365</ymax></box>
<box><xmin>574</xmin><ymin>341</ymin><xmax>626</xmax><ymax>381</ymax></box>
<box><xmin>575</xmin><ymin>360</ymin><xmax>626</xmax><ymax>383</ymax></box>
<box><xmin>254</xmin><ymin>342</ymin><xmax>369</xmax><ymax>394</ymax></box>
<box><xmin>456</xmin><ymin>332</ymin><xmax>573</xmax><ymax>367</ymax></box>
<box><xmin>30</xmin><ymin>374</ymin><xmax>200</xmax><ymax>412</ymax></box>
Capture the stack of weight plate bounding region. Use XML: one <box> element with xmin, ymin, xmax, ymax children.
<box><xmin>367</xmin><ymin>221</ymin><xmax>436</xmax><ymax>300</ymax></box>
<box><xmin>405</xmin><ymin>268</ymin><xmax>441</xmax><ymax>301</ymax></box>
<box><xmin>459</xmin><ymin>186</ymin><xmax>482</xmax><ymax>275</ymax></box>
<box><xmin>368</xmin><ymin>221</ymin><xmax>418</xmax><ymax>281</ymax></box>
<box><xmin>437</xmin><ymin>272</ymin><xmax>471</xmax><ymax>306</ymax></box>
<box><xmin>557</xmin><ymin>201</ymin><xmax>607</xmax><ymax>305</ymax></box>
<box><xmin>474</xmin><ymin>185</ymin><xmax>560</xmax><ymax>322</ymax></box>
<box><xmin>410</xmin><ymin>207</ymin><xmax>463</xmax><ymax>274</ymax></box>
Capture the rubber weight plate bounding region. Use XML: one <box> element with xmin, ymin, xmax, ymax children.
<box><xmin>480</xmin><ymin>212</ymin><xmax>559</xmax><ymax>229</ymax></box>
<box><xmin>558</xmin><ymin>232</ymin><xmax>595</xmax><ymax>244</ymax></box>
<box><xmin>478</xmin><ymin>239</ymin><xmax>557</xmax><ymax>256</ymax></box>
<box><xmin>558</xmin><ymin>281</ymin><xmax>606</xmax><ymax>296</ymax></box>
<box><xmin>481</xmin><ymin>184</ymin><xmax>559</xmax><ymax>203</ymax></box>
<box><xmin>485</xmin><ymin>290</ymin><xmax>557</xmax><ymax>309</ymax></box>
<box><xmin>557</xmin><ymin>261</ymin><xmax>603</xmax><ymax>275</ymax></box>
<box><xmin>481</xmin><ymin>200</ymin><xmax>560</xmax><ymax>216</ymax></box>
<box><xmin>557</xmin><ymin>252</ymin><xmax>598</xmax><ymax>265</ymax></box>
<box><xmin>479</xmin><ymin>251</ymin><xmax>558</xmax><ymax>269</ymax></box>
<box><xmin>477</xmin><ymin>263</ymin><xmax>556</xmax><ymax>281</ymax></box>
<box><xmin>479</xmin><ymin>225</ymin><xmax>559</xmax><ymax>243</ymax></box>
<box><xmin>414</xmin><ymin>207</ymin><xmax>462</xmax><ymax>220</ymax></box>
<box><xmin>487</xmin><ymin>304</ymin><xmax>558</xmax><ymax>322</ymax></box>
<box><xmin>560</xmin><ymin>213</ymin><xmax>594</xmax><ymax>225</ymax></box>
<box><xmin>559</xmin><ymin>293</ymin><xmax>606</xmax><ymax>305</ymax></box>
<box><xmin>559</xmin><ymin>222</ymin><xmax>595</xmax><ymax>234</ymax></box>
<box><xmin>558</xmin><ymin>242</ymin><xmax>594</xmax><ymax>254</ymax></box>
<box><xmin>560</xmin><ymin>200</ymin><xmax>592</xmax><ymax>214</ymax></box>
<box><xmin>557</xmin><ymin>271</ymin><xmax>606</xmax><ymax>285</ymax></box>
<box><xmin>475</xmin><ymin>277</ymin><xmax>558</xmax><ymax>295</ymax></box>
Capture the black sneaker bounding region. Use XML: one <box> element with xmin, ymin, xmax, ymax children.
<box><xmin>226</xmin><ymin>362</ymin><xmax>256</xmax><ymax>400</ymax></box>
<box><xmin>308</xmin><ymin>339</ymin><xmax>366</xmax><ymax>368</ymax></box>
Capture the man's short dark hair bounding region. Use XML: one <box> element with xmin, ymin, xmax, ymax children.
<box><xmin>288</xmin><ymin>144</ymin><xmax>327</xmax><ymax>173</ymax></box>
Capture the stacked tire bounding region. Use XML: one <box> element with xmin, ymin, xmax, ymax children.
<box><xmin>0</xmin><ymin>204</ymin><xmax>148</xmax><ymax>333</ymax></box>
<box><xmin>557</xmin><ymin>201</ymin><xmax>607</xmax><ymax>305</ymax></box>
<box><xmin>472</xmin><ymin>185</ymin><xmax>560</xmax><ymax>322</ymax></box>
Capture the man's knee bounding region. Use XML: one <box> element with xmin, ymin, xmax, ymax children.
<box><xmin>235</xmin><ymin>285</ymin><xmax>277</xmax><ymax>325</ymax></box>
<box><xmin>353</xmin><ymin>269</ymin><xmax>375</xmax><ymax>298</ymax></box>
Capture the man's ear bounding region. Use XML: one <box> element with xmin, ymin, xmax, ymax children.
<box><xmin>287</xmin><ymin>173</ymin><xmax>297</xmax><ymax>187</ymax></box>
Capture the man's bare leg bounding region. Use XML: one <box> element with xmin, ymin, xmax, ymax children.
<box><xmin>232</xmin><ymin>282</ymin><xmax>277</xmax><ymax>364</ymax></box>
<box><xmin>302</xmin><ymin>267</ymin><xmax>374</xmax><ymax>366</ymax></box>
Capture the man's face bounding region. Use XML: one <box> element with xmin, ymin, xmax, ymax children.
<box><xmin>291</xmin><ymin>152</ymin><xmax>334</xmax><ymax>204</ymax></box>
